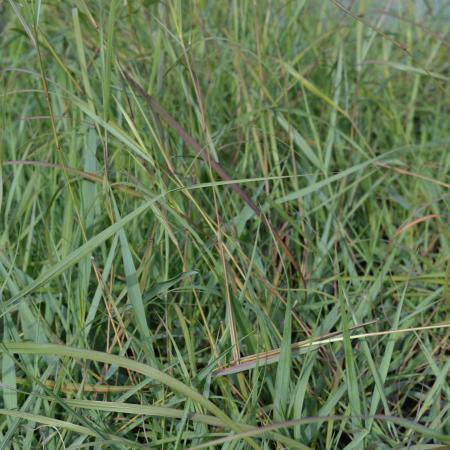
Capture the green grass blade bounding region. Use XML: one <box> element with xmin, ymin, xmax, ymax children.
<box><xmin>112</xmin><ymin>197</ymin><xmax>157</xmax><ymax>366</ymax></box>
<box><xmin>3</xmin><ymin>198</ymin><xmax>157</xmax><ymax>315</ymax></box>
<box><xmin>0</xmin><ymin>343</ymin><xmax>260</xmax><ymax>449</ymax></box>
<box><xmin>273</xmin><ymin>297</ymin><xmax>292</xmax><ymax>422</ymax></box>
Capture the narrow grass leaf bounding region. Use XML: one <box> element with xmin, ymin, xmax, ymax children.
<box><xmin>0</xmin><ymin>408</ymin><xmax>145</xmax><ymax>449</ymax></box>
<box><xmin>0</xmin><ymin>343</ymin><xmax>260</xmax><ymax>449</ymax></box>
<box><xmin>274</xmin><ymin>297</ymin><xmax>292</xmax><ymax>422</ymax></box>
<box><xmin>143</xmin><ymin>271</ymin><xmax>198</xmax><ymax>302</ymax></box>
<box><xmin>112</xmin><ymin>198</ymin><xmax>157</xmax><ymax>366</ymax></box>
<box><xmin>276</xmin><ymin>158</ymin><xmax>379</xmax><ymax>203</ymax></box>
<box><xmin>3</xmin><ymin>198</ymin><xmax>157</xmax><ymax>315</ymax></box>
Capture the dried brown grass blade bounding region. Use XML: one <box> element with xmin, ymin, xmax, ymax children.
<box><xmin>214</xmin><ymin>321</ymin><xmax>450</xmax><ymax>376</ymax></box>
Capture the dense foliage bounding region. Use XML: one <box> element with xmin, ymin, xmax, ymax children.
<box><xmin>1</xmin><ymin>1</ymin><xmax>449</xmax><ymax>448</ymax></box>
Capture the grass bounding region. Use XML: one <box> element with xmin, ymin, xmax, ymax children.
<box><xmin>0</xmin><ymin>0</ymin><xmax>449</xmax><ymax>448</ymax></box>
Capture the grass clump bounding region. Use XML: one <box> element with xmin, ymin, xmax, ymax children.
<box><xmin>1</xmin><ymin>1</ymin><xmax>449</xmax><ymax>448</ymax></box>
